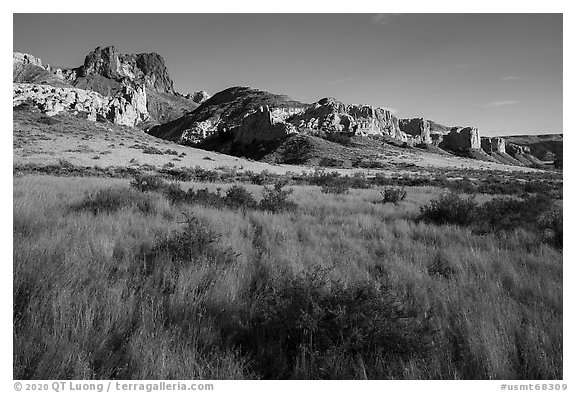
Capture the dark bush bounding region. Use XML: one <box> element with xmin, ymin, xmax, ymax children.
<box><xmin>71</xmin><ymin>187</ymin><xmax>156</xmax><ymax>215</ymax></box>
<box><xmin>161</xmin><ymin>182</ymin><xmax>190</xmax><ymax>204</ymax></box>
<box><xmin>259</xmin><ymin>181</ymin><xmax>297</xmax><ymax>213</ymax></box>
<box><xmin>474</xmin><ymin>195</ymin><xmax>563</xmax><ymax>248</ymax></box>
<box><xmin>235</xmin><ymin>269</ymin><xmax>435</xmax><ymax>379</ymax></box>
<box><xmin>142</xmin><ymin>146</ymin><xmax>164</xmax><ymax>155</ymax></box>
<box><xmin>186</xmin><ymin>187</ymin><xmax>226</xmax><ymax>208</ymax></box>
<box><xmin>320</xmin><ymin>178</ymin><xmax>350</xmax><ymax>195</ymax></box>
<box><xmin>374</xmin><ymin>187</ymin><xmax>407</xmax><ymax>205</ymax></box>
<box><xmin>145</xmin><ymin>214</ymin><xmax>235</xmax><ymax>270</ymax></box>
<box><xmin>473</xmin><ymin>195</ymin><xmax>547</xmax><ymax>234</ymax></box>
<box><xmin>450</xmin><ymin>178</ymin><xmax>478</xmax><ymax>194</ymax></box>
<box><xmin>419</xmin><ymin>193</ymin><xmax>477</xmax><ymax>226</ymax></box>
<box><xmin>224</xmin><ymin>185</ymin><xmax>258</xmax><ymax>210</ymax></box>
<box><xmin>538</xmin><ymin>205</ymin><xmax>563</xmax><ymax>249</ymax></box>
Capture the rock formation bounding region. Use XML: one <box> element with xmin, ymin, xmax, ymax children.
<box><xmin>289</xmin><ymin>97</ymin><xmax>403</xmax><ymax>139</ymax></box>
<box><xmin>506</xmin><ymin>143</ymin><xmax>531</xmax><ymax>156</ymax></box>
<box><xmin>480</xmin><ymin>137</ymin><xmax>506</xmax><ymax>154</ymax></box>
<box><xmin>13</xmin><ymin>82</ymin><xmax>149</xmax><ymax>127</ymax></box>
<box><xmin>233</xmin><ymin>105</ymin><xmax>298</xmax><ymax>144</ymax></box>
<box><xmin>187</xmin><ymin>91</ymin><xmax>211</xmax><ymax>104</ymax></box>
<box><xmin>13</xmin><ymin>52</ymin><xmax>72</xmax><ymax>87</ymax></box>
<box><xmin>78</xmin><ymin>46</ymin><xmax>175</xmax><ymax>94</ymax></box>
<box><xmin>13</xmin><ymin>52</ymin><xmax>45</xmax><ymax>69</ymax></box>
<box><xmin>439</xmin><ymin>127</ymin><xmax>481</xmax><ymax>151</ymax></box>
<box><xmin>398</xmin><ymin>118</ymin><xmax>432</xmax><ymax>144</ymax></box>
<box><xmin>13</xmin><ymin>47</ymin><xmax>201</xmax><ymax>127</ymax></box>
<box><xmin>148</xmin><ymin>86</ymin><xmax>309</xmax><ymax>143</ymax></box>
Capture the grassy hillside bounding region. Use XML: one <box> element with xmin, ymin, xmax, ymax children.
<box><xmin>14</xmin><ymin>174</ymin><xmax>562</xmax><ymax>379</ymax></box>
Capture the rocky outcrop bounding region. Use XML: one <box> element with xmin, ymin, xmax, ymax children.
<box><xmin>13</xmin><ymin>52</ymin><xmax>72</xmax><ymax>87</ymax></box>
<box><xmin>148</xmin><ymin>86</ymin><xmax>309</xmax><ymax>143</ymax></box>
<box><xmin>13</xmin><ymin>52</ymin><xmax>45</xmax><ymax>69</ymax></box>
<box><xmin>398</xmin><ymin>118</ymin><xmax>432</xmax><ymax>144</ymax></box>
<box><xmin>506</xmin><ymin>143</ymin><xmax>531</xmax><ymax>156</ymax></box>
<box><xmin>481</xmin><ymin>137</ymin><xmax>506</xmax><ymax>154</ymax></box>
<box><xmin>13</xmin><ymin>47</ymin><xmax>202</xmax><ymax>127</ymax></box>
<box><xmin>187</xmin><ymin>91</ymin><xmax>211</xmax><ymax>104</ymax></box>
<box><xmin>289</xmin><ymin>97</ymin><xmax>403</xmax><ymax>139</ymax></box>
<box><xmin>78</xmin><ymin>46</ymin><xmax>175</xmax><ymax>94</ymax></box>
<box><xmin>439</xmin><ymin>127</ymin><xmax>481</xmax><ymax>151</ymax></box>
<box><xmin>234</xmin><ymin>105</ymin><xmax>298</xmax><ymax>143</ymax></box>
<box><xmin>13</xmin><ymin>82</ymin><xmax>149</xmax><ymax>127</ymax></box>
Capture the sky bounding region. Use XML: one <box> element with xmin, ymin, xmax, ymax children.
<box><xmin>13</xmin><ymin>13</ymin><xmax>562</xmax><ymax>136</ymax></box>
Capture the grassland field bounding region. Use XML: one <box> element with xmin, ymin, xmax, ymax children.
<box><xmin>13</xmin><ymin>173</ymin><xmax>562</xmax><ymax>380</ymax></box>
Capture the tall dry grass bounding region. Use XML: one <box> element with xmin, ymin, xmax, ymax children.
<box><xmin>13</xmin><ymin>175</ymin><xmax>562</xmax><ymax>379</ymax></box>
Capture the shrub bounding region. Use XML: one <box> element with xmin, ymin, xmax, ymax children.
<box><xmin>320</xmin><ymin>178</ymin><xmax>350</xmax><ymax>195</ymax></box>
<box><xmin>57</xmin><ymin>159</ymin><xmax>75</xmax><ymax>170</ymax></box>
<box><xmin>419</xmin><ymin>193</ymin><xmax>477</xmax><ymax>226</ymax></box>
<box><xmin>130</xmin><ymin>173</ymin><xmax>168</xmax><ymax>192</ymax></box>
<box><xmin>538</xmin><ymin>205</ymin><xmax>563</xmax><ymax>249</ymax></box>
<box><xmin>259</xmin><ymin>181</ymin><xmax>297</xmax><ymax>213</ymax></box>
<box><xmin>475</xmin><ymin>194</ymin><xmax>563</xmax><ymax>248</ymax></box>
<box><xmin>374</xmin><ymin>187</ymin><xmax>407</xmax><ymax>205</ymax></box>
<box><xmin>473</xmin><ymin>195</ymin><xmax>546</xmax><ymax>234</ymax></box>
<box><xmin>235</xmin><ymin>268</ymin><xmax>434</xmax><ymax>378</ymax></box>
<box><xmin>161</xmin><ymin>182</ymin><xmax>189</xmax><ymax>204</ymax></box>
<box><xmin>225</xmin><ymin>185</ymin><xmax>258</xmax><ymax>210</ymax></box>
<box><xmin>248</xmin><ymin>170</ymin><xmax>274</xmax><ymax>185</ymax></box>
<box><xmin>142</xmin><ymin>146</ymin><xmax>164</xmax><ymax>155</ymax></box>
<box><xmin>71</xmin><ymin>187</ymin><xmax>156</xmax><ymax>215</ymax></box>
<box><xmin>144</xmin><ymin>214</ymin><xmax>235</xmax><ymax>270</ymax></box>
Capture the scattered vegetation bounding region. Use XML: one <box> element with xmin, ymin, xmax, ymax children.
<box><xmin>259</xmin><ymin>181</ymin><xmax>297</xmax><ymax>213</ymax></box>
<box><xmin>374</xmin><ymin>187</ymin><xmax>407</xmax><ymax>205</ymax></box>
<box><xmin>70</xmin><ymin>187</ymin><xmax>158</xmax><ymax>215</ymax></box>
<box><xmin>14</xmin><ymin>161</ymin><xmax>562</xmax><ymax>199</ymax></box>
<box><xmin>419</xmin><ymin>193</ymin><xmax>563</xmax><ymax>249</ymax></box>
<box><xmin>14</xmin><ymin>175</ymin><xmax>563</xmax><ymax>379</ymax></box>
<box><xmin>419</xmin><ymin>193</ymin><xmax>478</xmax><ymax>226</ymax></box>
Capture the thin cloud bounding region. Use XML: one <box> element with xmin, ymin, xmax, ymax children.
<box><xmin>370</xmin><ymin>14</ymin><xmax>402</xmax><ymax>25</ymax></box>
<box><xmin>501</xmin><ymin>76</ymin><xmax>518</xmax><ymax>81</ymax></box>
<box><xmin>483</xmin><ymin>100</ymin><xmax>518</xmax><ymax>108</ymax></box>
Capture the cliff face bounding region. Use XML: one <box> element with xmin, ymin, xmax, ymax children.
<box><xmin>13</xmin><ymin>82</ymin><xmax>150</xmax><ymax>126</ymax></box>
<box><xmin>150</xmin><ymin>91</ymin><xmax>414</xmax><ymax>145</ymax></box>
<box><xmin>481</xmin><ymin>137</ymin><xmax>506</xmax><ymax>154</ymax></box>
<box><xmin>78</xmin><ymin>46</ymin><xmax>175</xmax><ymax>94</ymax></box>
<box><xmin>289</xmin><ymin>97</ymin><xmax>403</xmax><ymax>139</ymax></box>
<box><xmin>398</xmin><ymin>118</ymin><xmax>432</xmax><ymax>144</ymax></box>
<box><xmin>440</xmin><ymin>127</ymin><xmax>481</xmax><ymax>151</ymax></box>
<box><xmin>233</xmin><ymin>105</ymin><xmax>298</xmax><ymax>143</ymax></box>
